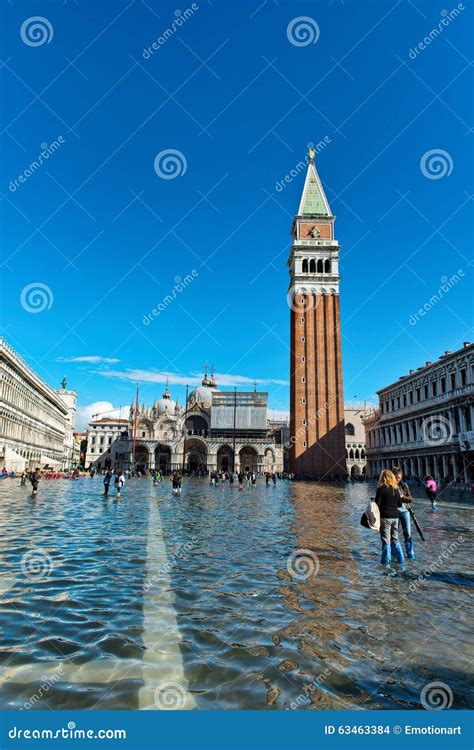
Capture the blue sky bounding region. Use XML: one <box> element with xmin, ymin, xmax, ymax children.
<box><xmin>1</xmin><ymin>0</ymin><xmax>472</xmax><ymax>428</ymax></box>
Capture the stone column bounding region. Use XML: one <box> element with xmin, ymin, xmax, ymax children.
<box><xmin>441</xmin><ymin>455</ymin><xmax>447</xmax><ymax>480</ymax></box>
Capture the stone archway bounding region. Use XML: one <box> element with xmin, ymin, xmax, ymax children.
<box><xmin>239</xmin><ymin>446</ymin><xmax>258</xmax><ymax>473</ymax></box>
<box><xmin>154</xmin><ymin>444</ymin><xmax>171</xmax><ymax>474</ymax></box>
<box><xmin>185</xmin><ymin>438</ymin><xmax>207</xmax><ymax>473</ymax></box>
<box><xmin>217</xmin><ymin>445</ymin><xmax>233</xmax><ymax>472</ymax></box>
<box><xmin>134</xmin><ymin>444</ymin><xmax>149</xmax><ymax>472</ymax></box>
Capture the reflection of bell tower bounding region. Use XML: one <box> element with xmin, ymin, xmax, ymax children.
<box><xmin>288</xmin><ymin>149</ymin><xmax>346</xmax><ymax>477</ymax></box>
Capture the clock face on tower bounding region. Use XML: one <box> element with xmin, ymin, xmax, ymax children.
<box><xmin>308</xmin><ymin>225</ymin><xmax>320</xmax><ymax>238</ymax></box>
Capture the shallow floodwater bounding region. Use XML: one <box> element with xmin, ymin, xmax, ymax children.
<box><xmin>0</xmin><ymin>477</ymin><xmax>472</xmax><ymax>710</ymax></box>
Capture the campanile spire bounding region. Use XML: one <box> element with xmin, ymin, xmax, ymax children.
<box><xmin>288</xmin><ymin>151</ymin><xmax>346</xmax><ymax>477</ymax></box>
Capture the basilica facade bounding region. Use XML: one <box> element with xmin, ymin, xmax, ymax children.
<box><xmin>85</xmin><ymin>372</ymin><xmax>284</xmax><ymax>474</ymax></box>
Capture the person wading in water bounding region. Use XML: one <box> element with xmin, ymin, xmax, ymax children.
<box><xmin>393</xmin><ymin>466</ymin><xmax>415</xmax><ymax>559</ymax></box>
<box><xmin>425</xmin><ymin>475</ymin><xmax>438</xmax><ymax>511</ymax></box>
<box><xmin>103</xmin><ymin>469</ymin><xmax>113</xmax><ymax>496</ymax></box>
<box><xmin>375</xmin><ymin>469</ymin><xmax>404</xmax><ymax>569</ymax></box>
<box><xmin>29</xmin><ymin>468</ymin><xmax>41</xmax><ymax>496</ymax></box>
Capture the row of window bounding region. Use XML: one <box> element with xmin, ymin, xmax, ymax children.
<box><xmin>301</xmin><ymin>259</ymin><xmax>331</xmax><ymax>273</ymax></box>
<box><xmin>381</xmin><ymin>368</ymin><xmax>469</xmax><ymax>413</ymax></box>
<box><xmin>368</xmin><ymin>406</ymin><xmax>472</xmax><ymax>448</ymax></box>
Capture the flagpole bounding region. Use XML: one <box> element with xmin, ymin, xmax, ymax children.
<box><xmin>182</xmin><ymin>384</ymin><xmax>189</xmax><ymax>473</ymax></box>
<box><xmin>232</xmin><ymin>387</ymin><xmax>237</xmax><ymax>473</ymax></box>
<box><xmin>132</xmin><ymin>383</ymin><xmax>139</xmax><ymax>470</ymax></box>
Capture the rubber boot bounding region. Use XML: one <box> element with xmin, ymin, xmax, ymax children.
<box><xmin>391</xmin><ymin>541</ymin><xmax>405</xmax><ymax>564</ymax></box>
<box><xmin>381</xmin><ymin>543</ymin><xmax>391</xmax><ymax>567</ymax></box>
<box><xmin>405</xmin><ymin>539</ymin><xmax>415</xmax><ymax>560</ymax></box>
<box><xmin>432</xmin><ymin>502</ymin><xmax>437</xmax><ymax>511</ymax></box>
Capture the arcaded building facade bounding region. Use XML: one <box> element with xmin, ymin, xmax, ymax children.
<box><xmin>85</xmin><ymin>373</ymin><xmax>283</xmax><ymax>474</ymax></box>
<box><xmin>0</xmin><ymin>337</ymin><xmax>77</xmax><ymax>471</ymax></box>
<box><xmin>344</xmin><ymin>407</ymin><xmax>367</xmax><ymax>476</ymax></box>
<box><xmin>364</xmin><ymin>342</ymin><xmax>473</xmax><ymax>484</ymax></box>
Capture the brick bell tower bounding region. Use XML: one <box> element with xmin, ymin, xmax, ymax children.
<box><xmin>288</xmin><ymin>148</ymin><xmax>346</xmax><ymax>478</ymax></box>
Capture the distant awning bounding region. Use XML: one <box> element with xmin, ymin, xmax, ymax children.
<box><xmin>40</xmin><ymin>456</ymin><xmax>62</xmax><ymax>467</ymax></box>
<box><xmin>3</xmin><ymin>448</ymin><xmax>26</xmax><ymax>471</ymax></box>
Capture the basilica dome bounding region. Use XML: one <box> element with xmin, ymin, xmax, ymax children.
<box><xmin>154</xmin><ymin>386</ymin><xmax>176</xmax><ymax>416</ymax></box>
<box><xmin>188</xmin><ymin>372</ymin><xmax>218</xmax><ymax>410</ymax></box>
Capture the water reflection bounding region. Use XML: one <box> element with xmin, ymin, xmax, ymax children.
<box><xmin>0</xmin><ymin>478</ymin><xmax>471</xmax><ymax>710</ymax></box>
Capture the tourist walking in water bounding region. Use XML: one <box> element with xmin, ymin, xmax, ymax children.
<box><xmin>116</xmin><ymin>472</ymin><xmax>126</xmax><ymax>497</ymax></box>
<box><xmin>238</xmin><ymin>471</ymin><xmax>244</xmax><ymax>490</ymax></box>
<box><xmin>103</xmin><ymin>469</ymin><xmax>113</xmax><ymax>496</ymax></box>
<box><xmin>375</xmin><ymin>469</ymin><xmax>404</xmax><ymax>568</ymax></box>
<box><xmin>172</xmin><ymin>471</ymin><xmax>182</xmax><ymax>494</ymax></box>
<box><xmin>425</xmin><ymin>475</ymin><xmax>438</xmax><ymax>510</ymax></box>
<box><xmin>29</xmin><ymin>468</ymin><xmax>40</xmax><ymax>496</ymax></box>
<box><xmin>393</xmin><ymin>467</ymin><xmax>415</xmax><ymax>559</ymax></box>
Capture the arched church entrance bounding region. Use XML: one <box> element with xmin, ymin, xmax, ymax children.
<box><xmin>217</xmin><ymin>445</ymin><xmax>233</xmax><ymax>472</ymax></box>
<box><xmin>185</xmin><ymin>439</ymin><xmax>207</xmax><ymax>473</ymax></box>
<box><xmin>239</xmin><ymin>446</ymin><xmax>258</xmax><ymax>473</ymax></box>
<box><xmin>134</xmin><ymin>444</ymin><xmax>149</xmax><ymax>472</ymax></box>
<box><xmin>154</xmin><ymin>445</ymin><xmax>171</xmax><ymax>474</ymax></box>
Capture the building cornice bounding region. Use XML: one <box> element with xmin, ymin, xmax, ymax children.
<box><xmin>0</xmin><ymin>337</ymin><xmax>68</xmax><ymax>415</ymax></box>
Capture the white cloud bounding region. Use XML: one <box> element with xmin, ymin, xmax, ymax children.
<box><xmin>58</xmin><ymin>356</ymin><xmax>120</xmax><ymax>364</ymax></box>
<box><xmin>75</xmin><ymin>401</ymin><xmax>128</xmax><ymax>430</ymax></box>
<box><xmin>97</xmin><ymin>368</ymin><xmax>289</xmax><ymax>387</ymax></box>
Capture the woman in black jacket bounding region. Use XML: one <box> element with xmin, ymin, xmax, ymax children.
<box><xmin>375</xmin><ymin>469</ymin><xmax>405</xmax><ymax>567</ymax></box>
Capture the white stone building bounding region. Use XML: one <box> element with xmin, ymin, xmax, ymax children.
<box><xmin>85</xmin><ymin>373</ymin><xmax>283</xmax><ymax>474</ymax></box>
<box><xmin>344</xmin><ymin>406</ymin><xmax>367</xmax><ymax>476</ymax></box>
<box><xmin>84</xmin><ymin>417</ymin><xmax>129</xmax><ymax>470</ymax></box>
<box><xmin>0</xmin><ymin>337</ymin><xmax>77</xmax><ymax>471</ymax></box>
<box><xmin>364</xmin><ymin>342</ymin><xmax>473</xmax><ymax>484</ymax></box>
